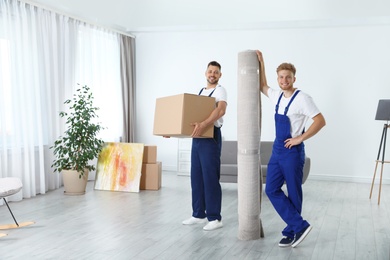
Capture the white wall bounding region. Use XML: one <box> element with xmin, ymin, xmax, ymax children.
<box><xmin>134</xmin><ymin>19</ymin><xmax>390</xmax><ymax>183</ymax></box>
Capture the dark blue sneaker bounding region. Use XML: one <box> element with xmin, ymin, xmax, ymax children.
<box><xmin>278</xmin><ymin>236</ymin><xmax>295</xmax><ymax>247</ymax></box>
<box><xmin>292</xmin><ymin>225</ymin><xmax>312</xmax><ymax>248</ymax></box>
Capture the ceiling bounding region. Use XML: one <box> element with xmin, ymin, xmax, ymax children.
<box><xmin>25</xmin><ymin>0</ymin><xmax>390</xmax><ymax>34</ymax></box>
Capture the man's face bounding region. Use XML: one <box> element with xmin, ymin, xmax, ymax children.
<box><xmin>277</xmin><ymin>70</ymin><xmax>296</xmax><ymax>91</ymax></box>
<box><xmin>205</xmin><ymin>65</ymin><xmax>222</xmax><ymax>85</ymax></box>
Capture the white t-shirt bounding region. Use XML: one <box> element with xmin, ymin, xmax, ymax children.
<box><xmin>268</xmin><ymin>88</ymin><xmax>320</xmax><ymax>138</ymax></box>
<box><xmin>198</xmin><ymin>84</ymin><xmax>227</xmax><ymax>128</ymax></box>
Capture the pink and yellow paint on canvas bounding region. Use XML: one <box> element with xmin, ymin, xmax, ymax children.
<box><xmin>94</xmin><ymin>142</ymin><xmax>144</xmax><ymax>192</ymax></box>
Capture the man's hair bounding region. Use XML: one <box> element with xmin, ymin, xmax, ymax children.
<box><xmin>276</xmin><ymin>63</ymin><xmax>296</xmax><ymax>75</ymax></box>
<box><xmin>207</xmin><ymin>61</ymin><xmax>221</xmax><ymax>70</ymax></box>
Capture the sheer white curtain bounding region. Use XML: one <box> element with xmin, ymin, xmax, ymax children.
<box><xmin>0</xmin><ymin>0</ymin><xmax>123</xmax><ymax>201</ymax></box>
<box><xmin>75</xmin><ymin>24</ymin><xmax>123</xmax><ymax>180</ymax></box>
<box><xmin>76</xmin><ymin>24</ymin><xmax>123</xmax><ymax>143</ymax></box>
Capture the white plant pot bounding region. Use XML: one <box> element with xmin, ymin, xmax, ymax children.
<box><xmin>62</xmin><ymin>169</ymin><xmax>89</xmax><ymax>195</ymax></box>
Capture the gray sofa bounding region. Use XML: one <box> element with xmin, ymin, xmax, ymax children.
<box><xmin>220</xmin><ymin>140</ymin><xmax>311</xmax><ymax>184</ymax></box>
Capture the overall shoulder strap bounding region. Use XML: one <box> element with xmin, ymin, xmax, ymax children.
<box><xmin>199</xmin><ymin>85</ymin><xmax>219</xmax><ymax>97</ymax></box>
<box><xmin>275</xmin><ymin>93</ymin><xmax>284</xmax><ymax>113</ymax></box>
<box><xmin>284</xmin><ymin>90</ymin><xmax>300</xmax><ymax>115</ymax></box>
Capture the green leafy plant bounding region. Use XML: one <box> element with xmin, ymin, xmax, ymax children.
<box><xmin>51</xmin><ymin>84</ymin><xmax>105</xmax><ymax>178</ymax></box>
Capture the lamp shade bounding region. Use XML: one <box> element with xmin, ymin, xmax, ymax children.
<box><xmin>375</xmin><ymin>99</ymin><xmax>390</xmax><ymax>121</ymax></box>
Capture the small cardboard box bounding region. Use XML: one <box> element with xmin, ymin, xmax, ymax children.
<box><xmin>140</xmin><ymin>162</ymin><xmax>162</xmax><ymax>190</ymax></box>
<box><xmin>143</xmin><ymin>145</ymin><xmax>157</xmax><ymax>163</ymax></box>
<box><xmin>153</xmin><ymin>93</ymin><xmax>215</xmax><ymax>138</ymax></box>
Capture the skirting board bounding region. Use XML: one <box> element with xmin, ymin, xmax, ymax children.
<box><xmin>298</xmin><ymin>174</ymin><xmax>390</xmax><ymax>184</ymax></box>
<box><xmin>163</xmin><ymin>165</ymin><xmax>390</xmax><ymax>185</ymax></box>
<box><xmin>162</xmin><ymin>165</ymin><xmax>176</xmax><ymax>172</ymax></box>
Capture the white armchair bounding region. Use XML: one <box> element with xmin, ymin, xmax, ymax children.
<box><xmin>0</xmin><ymin>177</ymin><xmax>35</xmax><ymax>231</ymax></box>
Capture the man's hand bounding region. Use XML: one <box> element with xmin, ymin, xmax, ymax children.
<box><xmin>191</xmin><ymin>122</ymin><xmax>206</xmax><ymax>137</ymax></box>
<box><xmin>255</xmin><ymin>50</ymin><xmax>269</xmax><ymax>96</ymax></box>
<box><xmin>284</xmin><ymin>136</ymin><xmax>303</xmax><ymax>149</ymax></box>
<box><xmin>284</xmin><ymin>113</ymin><xmax>326</xmax><ymax>148</ymax></box>
<box><xmin>256</xmin><ymin>50</ymin><xmax>264</xmax><ymax>63</ymax></box>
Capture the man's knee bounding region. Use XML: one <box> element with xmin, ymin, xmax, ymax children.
<box><xmin>265</xmin><ymin>185</ymin><xmax>280</xmax><ymax>198</ymax></box>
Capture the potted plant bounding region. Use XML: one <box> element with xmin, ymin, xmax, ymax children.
<box><xmin>51</xmin><ymin>84</ymin><xmax>105</xmax><ymax>195</ymax></box>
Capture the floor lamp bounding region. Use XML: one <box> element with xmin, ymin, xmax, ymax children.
<box><xmin>369</xmin><ymin>99</ymin><xmax>390</xmax><ymax>205</ymax></box>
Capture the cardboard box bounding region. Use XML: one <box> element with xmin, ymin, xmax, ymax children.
<box><xmin>140</xmin><ymin>162</ymin><xmax>162</xmax><ymax>190</ymax></box>
<box><xmin>143</xmin><ymin>145</ymin><xmax>157</xmax><ymax>163</ymax></box>
<box><xmin>153</xmin><ymin>93</ymin><xmax>215</xmax><ymax>138</ymax></box>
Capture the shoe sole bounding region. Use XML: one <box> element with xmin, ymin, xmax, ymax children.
<box><xmin>292</xmin><ymin>226</ymin><xmax>312</xmax><ymax>248</ymax></box>
<box><xmin>278</xmin><ymin>243</ymin><xmax>293</xmax><ymax>247</ymax></box>
<box><xmin>203</xmin><ymin>223</ymin><xmax>223</xmax><ymax>231</ymax></box>
<box><xmin>203</xmin><ymin>225</ymin><xmax>223</xmax><ymax>231</ymax></box>
<box><xmin>182</xmin><ymin>218</ymin><xmax>207</xmax><ymax>225</ymax></box>
<box><xmin>182</xmin><ymin>220</ymin><xmax>207</xmax><ymax>225</ymax></box>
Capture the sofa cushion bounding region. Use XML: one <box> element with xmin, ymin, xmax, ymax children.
<box><xmin>220</xmin><ymin>165</ymin><xmax>238</xmax><ymax>176</ymax></box>
<box><xmin>221</xmin><ymin>141</ymin><xmax>238</xmax><ymax>164</ymax></box>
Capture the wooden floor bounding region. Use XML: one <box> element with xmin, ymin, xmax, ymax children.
<box><xmin>0</xmin><ymin>172</ymin><xmax>390</xmax><ymax>260</ymax></box>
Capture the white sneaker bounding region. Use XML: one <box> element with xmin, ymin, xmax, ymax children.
<box><xmin>203</xmin><ymin>220</ymin><xmax>223</xmax><ymax>231</ymax></box>
<box><xmin>182</xmin><ymin>217</ymin><xmax>207</xmax><ymax>225</ymax></box>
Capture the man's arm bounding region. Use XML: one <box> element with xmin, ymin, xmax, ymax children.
<box><xmin>256</xmin><ymin>50</ymin><xmax>270</xmax><ymax>96</ymax></box>
<box><xmin>191</xmin><ymin>100</ymin><xmax>227</xmax><ymax>137</ymax></box>
<box><xmin>284</xmin><ymin>113</ymin><xmax>326</xmax><ymax>148</ymax></box>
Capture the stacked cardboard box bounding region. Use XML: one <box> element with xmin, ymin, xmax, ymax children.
<box><xmin>140</xmin><ymin>145</ymin><xmax>162</xmax><ymax>190</ymax></box>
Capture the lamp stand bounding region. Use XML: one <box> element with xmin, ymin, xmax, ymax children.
<box><xmin>369</xmin><ymin>123</ymin><xmax>390</xmax><ymax>204</ymax></box>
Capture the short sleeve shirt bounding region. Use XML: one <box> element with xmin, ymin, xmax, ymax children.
<box><xmin>198</xmin><ymin>85</ymin><xmax>227</xmax><ymax>128</ymax></box>
<box><xmin>268</xmin><ymin>88</ymin><xmax>320</xmax><ymax>138</ymax></box>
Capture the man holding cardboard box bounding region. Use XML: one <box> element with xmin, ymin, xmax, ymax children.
<box><xmin>182</xmin><ymin>61</ymin><xmax>228</xmax><ymax>231</ymax></box>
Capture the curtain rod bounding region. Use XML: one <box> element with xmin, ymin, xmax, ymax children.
<box><xmin>17</xmin><ymin>0</ymin><xmax>135</xmax><ymax>38</ymax></box>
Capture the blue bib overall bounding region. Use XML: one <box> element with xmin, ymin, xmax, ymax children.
<box><xmin>190</xmin><ymin>87</ymin><xmax>222</xmax><ymax>221</ymax></box>
<box><xmin>265</xmin><ymin>90</ymin><xmax>309</xmax><ymax>238</ymax></box>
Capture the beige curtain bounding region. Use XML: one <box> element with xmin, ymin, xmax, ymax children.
<box><xmin>119</xmin><ymin>36</ymin><xmax>136</xmax><ymax>143</ymax></box>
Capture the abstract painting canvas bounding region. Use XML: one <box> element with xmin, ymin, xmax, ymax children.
<box><xmin>94</xmin><ymin>142</ymin><xmax>144</xmax><ymax>192</ymax></box>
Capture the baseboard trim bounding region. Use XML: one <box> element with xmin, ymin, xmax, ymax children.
<box><xmin>162</xmin><ymin>165</ymin><xmax>177</xmax><ymax>172</ymax></box>
<box><xmin>162</xmin><ymin>166</ymin><xmax>390</xmax><ymax>184</ymax></box>
<box><xmin>308</xmin><ymin>174</ymin><xmax>390</xmax><ymax>184</ymax></box>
